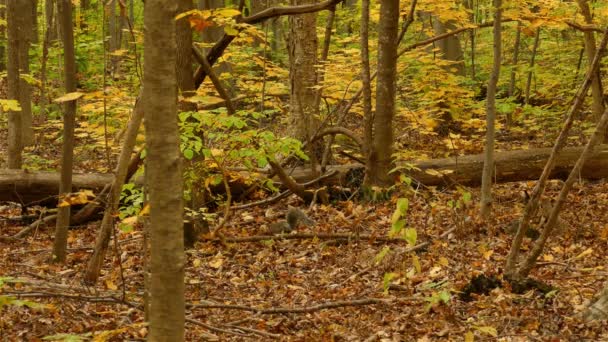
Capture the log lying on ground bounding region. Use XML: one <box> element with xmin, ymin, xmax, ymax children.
<box><xmin>0</xmin><ymin>170</ymin><xmax>114</xmax><ymax>206</ymax></box>
<box><xmin>2</xmin><ymin>145</ymin><xmax>607</xmax><ymax>206</ymax></box>
<box><xmin>284</xmin><ymin>145</ymin><xmax>608</xmax><ymax>187</ymax></box>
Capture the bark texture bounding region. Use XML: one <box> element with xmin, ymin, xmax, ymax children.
<box><xmin>288</xmin><ymin>0</ymin><xmax>319</xmax><ymax>154</ymax></box>
<box><xmin>365</xmin><ymin>0</ymin><xmax>399</xmax><ymax>187</ymax></box>
<box><xmin>480</xmin><ymin>0</ymin><xmax>502</xmax><ymax>218</ymax></box>
<box><xmin>144</xmin><ymin>0</ymin><xmax>185</xmax><ymax>340</ymax></box>
<box><xmin>52</xmin><ymin>0</ymin><xmax>77</xmax><ymax>263</ymax></box>
<box><xmin>6</xmin><ymin>0</ymin><xmax>22</xmax><ymax>169</ymax></box>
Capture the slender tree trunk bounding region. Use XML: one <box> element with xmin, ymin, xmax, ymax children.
<box><xmin>18</xmin><ymin>0</ymin><xmax>34</xmax><ymax>146</ymax></box>
<box><xmin>51</xmin><ymin>0</ymin><xmax>77</xmax><ymax>263</ymax></box>
<box><xmin>6</xmin><ymin>0</ymin><xmax>22</xmax><ymax>169</ymax></box>
<box><xmin>360</xmin><ymin>0</ymin><xmax>373</xmax><ymax>166</ymax></box>
<box><xmin>317</xmin><ymin>7</ymin><xmax>336</xmax><ymax>168</ymax></box>
<box><xmin>39</xmin><ymin>1</ymin><xmax>53</xmax><ymax>118</ymax></box>
<box><xmin>365</xmin><ymin>0</ymin><xmax>399</xmax><ymax>187</ymax></box>
<box><xmin>479</xmin><ymin>0</ymin><xmax>502</xmax><ymax>219</ymax></box>
<box><xmin>524</xmin><ymin>28</ymin><xmax>541</xmax><ymax>105</ymax></box>
<box><xmin>84</xmin><ymin>98</ymin><xmax>144</xmax><ymax>283</ymax></box>
<box><xmin>0</xmin><ymin>0</ymin><xmax>6</xmax><ymax>72</ymax></box>
<box><xmin>508</xmin><ymin>22</ymin><xmax>521</xmax><ymax>97</ymax></box>
<box><xmin>505</xmin><ymin>28</ymin><xmax>608</xmax><ymax>280</ymax></box>
<box><xmin>144</xmin><ymin>0</ymin><xmax>185</xmax><ymax>340</ymax></box>
<box><xmin>31</xmin><ymin>0</ymin><xmax>39</xmax><ymax>43</ymax></box>
<box><xmin>506</xmin><ymin>21</ymin><xmax>521</xmax><ymax>127</ymax></box>
<box><xmin>577</xmin><ymin>0</ymin><xmax>605</xmax><ymax>122</ymax></box>
<box><xmin>288</xmin><ymin>0</ymin><xmax>319</xmax><ymax>167</ymax></box>
<box><xmin>45</xmin><ymin>0</ymin><xmax>57</xmax><ymax>42</ymax></box>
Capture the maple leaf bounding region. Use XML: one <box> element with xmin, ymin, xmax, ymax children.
<box><xmin>190</xmin><ymin>16</ymin><xmax>214</xmax><ymax>32</ymax></box>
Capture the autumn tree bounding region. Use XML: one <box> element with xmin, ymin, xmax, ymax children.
<box><xmin>364</xmin><ymin>0</ymin><xmax>399</xmax><ymax>187</ymax></box>
<box><xmin>144</xmin><ymin>0</ymin><xmax>185</xmax><ymax>339</ymax></box>
<box><xmin>51</xmin><ymin>0</ymin><xmax>77</xmax><ymax>263</ymax></box>
<box><xmin>288</xmin><ymin>0</ymin><xmax>320</xmax><ymax>169</ymax></box>
<box><xmin>479</xmin><ymin>0</ymin><xmax>502</xmax><ymax>219</ymax></box>
<box><xmin>6</xmin><ymin>0</ymin><xmax>22</xmax><ymax>169</ymax></box>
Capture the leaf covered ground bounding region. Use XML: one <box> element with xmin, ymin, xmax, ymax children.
<box><xmin>2</xmin><ymin>178</ymin><xmax>608</xmax><ymax>341</ymax></box>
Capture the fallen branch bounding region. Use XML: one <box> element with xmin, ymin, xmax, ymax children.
<box><xmin>200</xmin><ymin>232</ymin><xmax>406</xmax><ymax>244</ymax></box>
<box><xmin>189</xmin><ymin>298</ymin><xmax>390</xmax><ymax>314</ymax></box>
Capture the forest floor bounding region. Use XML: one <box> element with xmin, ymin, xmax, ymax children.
<box><xmin>2</xmin><ymin>177</ymin><xmax>608</xmax><ymax>340</ymax></box>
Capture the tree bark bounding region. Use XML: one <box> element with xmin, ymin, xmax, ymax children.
<box><xmin>288</xmin><ymin>0</ymin><xmax>320</xmax><ymax>167</ymax></box>
<box><xmin>524</xmin><ymin>28</ymin><xmax>541</xmax><ymax>105</ymax></box>
<box><xmin>480</xmin><ymin>0</ymin><xmax>502</xmax><ymax>219</ymax></box>
<box><xmin>365</xmin><ymin>0</ymin><xmax>399</xmax><ymax>187</ymax></box>
<box><xmin>0</xmin><ymin>0</ymin><xmax>6</xmax><ymax>72</ymax></box>
<box><xmin>432</xmin><ymin>18</ymin><xmax>465</xmax><ymax>75</ymax></box>
<box><xmin>576</xmin><ymin>0</ymin><xmax>605</xmax><ymax>122</ymax></box>
<box><xmin>51</xmin><ymin>0</ymin><xmax>77</xmax><ymax>263</ymax></box>
<box><xmin>144</xmin><ymin>0</ymin><xmax>185</xmax><ymax>340</ymax></box>
<box><xmin>6</xmin><ymin>0</ymin><xmax>22</xmax><ymax>169</ymax></box>
<box><xmin>84</xmin><ymin>97</ymin><xmax>143</xmax><ymax>284</ymax></box>
<box><xmin>360</xmin><ymin>0</ymin><xmax>372</xmax><ymax>165</ymax></box>
<box><xmin>17</xmin><ymin>0</ymin><xmax>34</xmax><ymax>146</ymax></box>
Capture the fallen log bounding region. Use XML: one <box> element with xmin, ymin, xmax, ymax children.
<box><xmin>0</xmin><ymin>170</ymin><xmax>114</xmax><ymax>206</ymax></box>
<box><xmin>282</xmin><ymin>145</ymin><xmax>608</xmax><ymax>187</ymax></box>
<box><xmin>1</xmin><ymin>145</ymin><xmax>607</xmax><ymax>206</ymax></box>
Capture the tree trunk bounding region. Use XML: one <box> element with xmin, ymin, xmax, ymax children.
<box><xmin>505</xmin><ymin>28</ymin><xmax>608</xmax><ymax>280</ymax></box>
<box><xmin>84</xmin><ymin>97</ymin><xmax>144</xmax><ymax>284</ymax></box>
<box><xmin>45</xmin><ymin>0</ymin><xmax>58</xmax><ymax>42</ymax></box>
<box><xmin>176</xmin><ymin>0</ymin><xmax>196</xmax><ymax>103</ymax></box>
<box><xmin>0</xmin><ymin>0</ymin><xmax>6</xmax><ymax>72</ymax></box>
<box><xmin>576</xmin><ymin>0</ymin><xmax>605</xmax><ymax>122</ymax></box>
<box><xmin>524</xmin><ymin>28</ymin><xmax>541</xmax><ymax>105</ymax></box>
<box><xmin>51</xmin><ymin>0</ymin><xmax>77</xmax><ymax>263</ymax></box>
<box><xmin>432</xmin><ymin>17</ymin><xmax>465</xmax><ymax>75</ymax></box>
<box><xmin>31</xmin><ymin>0</ymin><xmax>39</xmax><ymax>43</ymax></box>
<box><xmin>288</xmin><ymin>0</ymin><xmax>319</xmax><ymax>166</ymax></box>
<box><xmin>480</xmin><ymin>0</ymin><xmax>502</xmax><ymax>219</ymax></box>
<box><xmin>507</xmin><ymin>21</ymin><xmax>521</xmax><ymax>127</ymax></box>
<box><xmin>144</xmin><ymin>0</ymin><xmax>185</xmax><ymax>340</ymax></box>
<box><xmin>6</xmin><ymin>0</ymin><xmax>22</xmax><ymax>169</ymax></box>
<box><xmin>360</xmin><ymin>0</ymin><xmax>372</xmax><ymax>166</ymax></box>
<box><xmin>18</xmin><ymin>0</ymin><xmax>34</xmax><ymax>146</ymax></box>
<box><xmin>365</xmin><ymin>0</ymin><xmax>399</xmax><ymax>187</ymax></box>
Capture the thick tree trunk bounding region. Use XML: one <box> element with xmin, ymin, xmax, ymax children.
<box><xmin>6</xmin><ymin>0</ymin><xmax>22</xmax><ymax>169</ymax></box>
<box><xmin>432</xmin><ymin>18</ymin><xmax>465</xmax><ymax>76</ymax></box>
<box><xmin>144</xmin><ymin>0</ymin><xmax>185</xmax><ymax>340</ymax></box>
<box><xmin>51</xmin><ymin>0</ymin><xmax>77</xmax><ymax>263</ymax></box>
<box><xmin>288</xmin><ymin>0</ymin><xmax>320</xmax><ymax>166</ymax></box>
<box><xmin>480</xmin><ymin>0</ymin><xmax>502</xmax><ymax>219</ymax></box>
<box><xmin>365</xmin><ymin>0</ymin><xmax>399</xmax><ymax>187</ymax></box>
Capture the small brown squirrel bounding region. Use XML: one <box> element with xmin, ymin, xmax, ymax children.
<box><xmin>267</xmin><ymin>206</ymin><xmax>315</xmax><ymax>235</ymax></box>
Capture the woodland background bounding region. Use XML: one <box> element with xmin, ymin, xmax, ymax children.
<box><xmin>1</xmin><ymin>0</ymin><xmax>608</xmax><ymax>340</ymax></box>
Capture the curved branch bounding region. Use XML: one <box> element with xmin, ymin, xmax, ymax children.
<box><xmin>313</xmin><ymin>127</ymin><xmax>364</xmax><ymax>150</ymax></box>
